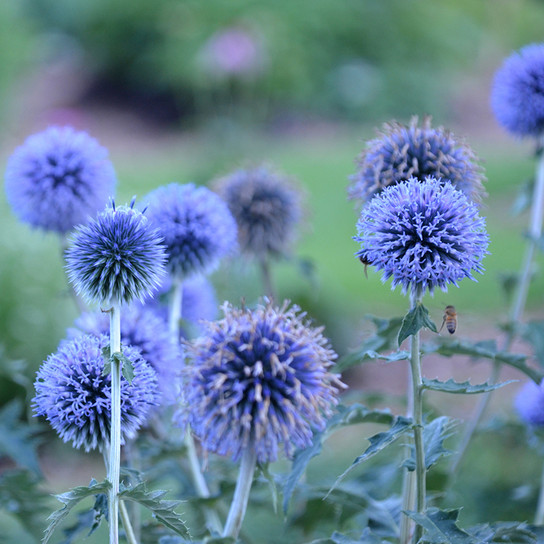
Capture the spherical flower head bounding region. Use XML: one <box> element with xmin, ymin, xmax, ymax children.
<box><xmin>65</xmin><ymin>200</ymin><xmax>167</xmax><ymax>305</ymax></box>
<box><xmin>184</xmin><ymin>300</ymin><xmax>345</xmax><ymax>463</ymax></box>
<box><xmin>491</xmin><ymin>43</ymin><xmax>544</xmax><ymax>138</ymax></box>
<box><xmin>515</xmin><ymin>380</ymin><xmax>544</xmax><ymax>427</ymax></box>
<box><xmin>143</xmin><ymin>183</ymin><xmax>238</xmax><ymax>279</ymax></box>
<box><xmin>215</xmin><ymin>164</ymin><xmax>303</xmax><ymax>259</ymax></box>
<box><xmin>348</xmin><ymin>116</ymin><xmax>486</xmax><ymax>204</ymax></box>
<box><xmin>69</xmin><ymin>305</ymin><xmax>181</xmax><ymax>403</ymax></box>
<box><xmin>354</xmin><ymin>176</ymin><xmax>489</xmax><ymax>296</ymax></box>
<box><xmin>33</xmin><ymin>334</ymin><xmax>159</xmax><ymax>452</ymax></box>
<box><xmin>5</xmin><ymin>126</ymin><xmax>117</xmax><ymax>234</ymax></box>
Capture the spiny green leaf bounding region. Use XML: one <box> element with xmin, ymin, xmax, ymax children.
<box><xmin>422</xmin><ymin>378</ymin><xmax>516</xmax><ymax>395</ymax></box>
<box><xmin>119</xmin><ymin>482</ymin><xmax>190</xmax><ymax>538</ymax></box>
<box><xmin>336</xmin><ymin>349</ymin><xmax>409</xmax><ymax>371</ymax></box>
<box><xmin>405</xmin><ymin>508</ymin><xmax>476</xmax><ymax>543</ymax></box>
<box><xmin>42</xmin><ymin>479</ymin><xmax>112</xmax><ymax>544</ymax></box>
<box><xmin>307</xmin><ymin>532</ymin><xmax>362</xmax><ymax>544</ymax></box>
<box><xmin>467</xmin><ymin>520</ymin><xmax>537</xmax><ymax>543</ymax></box>
<box><xmin>521</xmin><ymin>320</ymin><xmax>544</xmax><ymax>370</ymax></box>
<box><xmin>326</xmin><ymin>416</ymin><xmax>412</xmax><ymax>498</ymax></box>
<box><xmin>423</xmin><ymin>338</ymin><xmax>541</xmax><ymax>383</ymax></box>
<box><xmin>327</xmin><ymin>404</ymin><xmax>396</xmax><ymax>431</ymax></box>
<box><xmin>398</xmin><ymin>304</ymin><xmax>437</xmax><ymax>346</ymax></box>
<box><xmin>112</xmin><ymin>351</ymin><xmax>135</xmax><ymax>384</ymax></box>
<box><xmin>404</xmin><ymin>416</ymin><xmax>455</xmax><ymax>471</ymax></box>
<box><xmin>257</xmin><ymin>462</ymin><xmax>278</xmax><ymax>515</ymax></box>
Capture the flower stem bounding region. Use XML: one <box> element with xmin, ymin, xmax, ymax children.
<box><xmin>108</xmin><ymin>301</ymin><xmax>122</xmax><ymax>544</ymax></box>
<box><xmin>119</xmin><ymin>500</ymin><xmax>139</xmax><ymax>544</ymax></box>
<box><xmin>169</xmin><ymin>278</ymin><xmax>222</xmax><ymax>534</ymax></box>
<box><xmin>449</xmin><ymin>138</ymin><xmax>544</xmax><ymax>482</ymax></box>
<box><xmin>223</xmin><ymin>447</ymin><xmax>257</xmax><ymax>539</ymax></box>
<box><xmin>259</xmin><ymin>255</ymin><xmax>276</xmax><ymax>301</ymax></box>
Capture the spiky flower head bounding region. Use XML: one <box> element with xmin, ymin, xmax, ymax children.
<box><xmin>4</xmin><ymin>126</ymin><xmax>117</xmax><ymax>234</ymax></box>
<box><xmin>214</xmin><ymin>164</ymin><xmax>303</xmax><ymax>258</ymax></box>
<box><xmin>184</xmin><ymin>300</ymin><xmax>345</xmax><ymax>463</ymax></box>
<box><xmin>33</xmin><ymin>334</ymin><xmax>158</xmax><ymax>451</ymax></box>
<box><xmin>354</xmin><ymin>176</ymin><xmax>489</xmax><ymax>296</ymax></box>
<box><xmin>515</xmin><ymin>379</ymin><xmax>544</xmax><ymax>427</ymax></box>
<box><xmin>69</xmin><ymin>305</ymin><xmax>181</xmax><ymax>403</ymax></box>
<box><xmin>348</xmin><ymin>116</ymin><xmax>485</xmax><ymax>204</ymax></box>
<box><xmin>65</xmin><ymin>199</ymin><xmax>167</xmax><ymax>304</ymax></box>
<box><xmin>143</xmin><ymin>183</ymin><xmax>238</xmax><ymax>279</ymax></box>
<box><xmin>491</xmin><ymin>43</ymin><xmax>544</xmax><ymax>138</ymax></box>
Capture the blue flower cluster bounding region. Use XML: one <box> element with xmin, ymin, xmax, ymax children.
<box><xmin>5</xmin><ymin>126</ymin><xmax>116</xmax><ymax>234</ymax></box>
<box><xmin>491</xmin><ymin>43</ymin><xmax>544</xmax><ymax>138</ymax></box>
<box><xmin>143</xmin><ymin>183</ymin><xmax>238</xmax><ymax>280</ymax></box>
<box><xmin>348</xmin><ymin>116</ymin><xmax>485</xmax><ymax>204</ymax></box>
<box><xmin>33</xmin><ymin>334</ymin><xmax>158</xmax><ymax>451</ymax></box>
<box><xmin>65</xmin><ymin>200</ymin><xmax>167</xmax><ymax>304</ymax></box>
<box><xmin>515</xmin><ymin>380</ymin><xmax>544</xmax><ymax>427</ymax></box>
<box><xmin>184</xmin><ymin>301</ymin><xmax>345</xmax><ymax>463</ymax></box>
<box><xmin>355</xmin><ymin>176</ymin><xmax>489</xmax><ymax>295</ymax></box>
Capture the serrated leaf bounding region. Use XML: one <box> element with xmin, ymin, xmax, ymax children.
<box><xmin>422</xmin><ymin>378</ymin><xmax>516</xmax><ymax>395</ymax></box>
<box><xmin>511</xmin><ymin>177</ymin><xmax>534</xmax><ymax>216</ymax></box>
<box><xmin>336</xmin><ymin>349</ymin><xmax>409</xmax><ymax>371</ymax></box>
<box><xmin>398</xmin><ymin>304</ymin><xmax>437</xmax><ymax>346</ymax></box>
<box><xmin>257</xmin><ymin>462</ymin><xmax>278</xmax><ymax>515</ymax></box>
<box><xmin>307</xmin><ymin>532</ymin><xmax>362</xmax><ymax>544</ymax></box>
<box><xmin>423</xmin><ymin>338</ymin><xmax>541</xmax><ymax>384</ymax></box>
<box><xmin>404</xmin><ymin>417</ymin><xmax>455</xmax><ymax>471</ymax></box>
<box><xmin>326</xmin><ymin>416</ymin><xmax>412</xmax><ymax>498</ymax></box>
<box><xmin>467</xmin><ymin>520</ymin><xmax>537</xmax><ymax>543</ymax></box>
<box><xmin>405</xmin><ymin>508</ymin><xmax>476</xmax><ymax>543</ymax></box>
<box><xmin>43</xmin><ymin>480</ymin><xmax>112</xmax><ymax>544</ymax></box>
<box><xmin>113</xmin><ymin>351</ymin><xmax>135</xmax><ymax>384</ymax></box>
<box><xmin>119</xmin><ymin>482</ymin><xmax>190</xmax><ymax>538</ymax></box>
<box><xmin>521</xmin><ymin>320</ymin><xmax>544</xmax><ymax>370</ymax></box>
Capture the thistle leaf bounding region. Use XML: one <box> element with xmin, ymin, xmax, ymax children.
<box><xmin>404</xmin><ymin>508</ymin><xmax>475</xmax><ymax>543</ymax></box>
<box><xmin>119</xmin><ymin>482</ymin><xmax>190</xmax><ymax>538</ymax></box>
<box><xmin>467</xmin><ymin>521</ymin><xmax>538</xmax><ymax>543</ymax></box>
<box><xmin>42</xmin><ymin>479</ymin><xmax>111</xmax><ymax>544</ymax></box>
<box><xmin>422</xmin><ymin>378</ymin><xmax>516</xmax><ymax>395</ymax></box>
<box><xmin>326</xmin><ymin>416</ymin><xmax>412</xmax><ymax>498</ymax></box>
<box><xmin>398</xmin><ymin>304</ymin><xmax>437</xmax><ymax>347</ymax></box>
<box><xmin>113</xmin><ymin>351</ymin><xmax>135</xmax><ymax>384</ymax></box>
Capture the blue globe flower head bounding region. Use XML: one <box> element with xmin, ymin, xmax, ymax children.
<box><xmin>184</xmin><ymin>300</ymin><xmax>345</xmax><ymax>463</ymax></box>
<box><xmin>69</xmin><ymin>305</ymin><xmax>182</xmax><ymax>404</ymax></box>
<box><xmin>348</xmin><ymin>116</ymin><xmax>485</xmax><ymax>204</ymax></box>
<box><xmin>354</xmin><ymin>176</ymin><xmax>489</xmax><ymax>296</ymax></box>
<box><xmin>491</xmin><ymin>43</ymin><xmax>544</xmax><ymax>138</ymax></box>
<box><xmin>515</xmin><ymin>380</ymin><xmax>544</xmax><ymax>427</ymax></box>
<box><xmin>214</xmin><ymin>164</ymin><xmax>303</xmax><ymax>258</ymax></box>
<box><xmin>33</xmin><ymin>334</ymin><xmax>159</xmax><ymax>452</ymax></box>
<box><xmin>65</xmin><ymin>199</ymin><xmax>167</xmax><ymax>305</ymax></box>
<box><xmin>143</xmin><ymin>183</ymin><xmax>238</xmax><ymax>280</ymax></box>
<box><xmin>5</xmin><ymin>126</ymin><xmax>117</xmax><ymax>234</ymax></box>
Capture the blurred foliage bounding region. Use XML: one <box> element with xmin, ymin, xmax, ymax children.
<box><xmin>16</xmin><ymin>0</ymin><xmax>544</xmax><ymax>125</ymax></box>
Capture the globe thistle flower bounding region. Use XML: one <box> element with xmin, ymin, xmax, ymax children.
<box><xmin>348</xmin><ymin>116</ymin><xmax>485</xmax><ymax>204</ymax></box>
<box><xmin>515</xmin><ymin>380</ymin><xmax>544</xmax><ymax>427</ymax></box>
<box><xmin>143</xmin><ymin>183</ymin><xmax>238</xmax><ymax>279</ymax></box>
<box><xmin>69</xmin><ymin>305</ymin><xmax>181</xmax><ymax>402</ymax></box>
<box><xmin>184</xmin><ymin>300</ymin><xmax>345</xmax><ymax>463</ymax></box>
<box><xmin>4</xmin><ymin>126</ymin><xmax>117</xmax><ymax>234</ymax></box>
<box><xmin>214</xmin><ymin>164</ymin><xmax>303</xmax><ymax>259</ymax></box>
<box><xmin>354</xmin><ymin>176</ymin><xmax>489</xmax><ymax>296</ymax></box>
<box><xmin>491</xmin><ymin>43</ymin><xmax>544</xmax><ymax>138</ymax></box>
<box><xmin>65</xmin><ymin>200</ymin><xmax>167</xmax><ymax>304</ymax></box>
<box><xmin>33</xmin><ymin>334</ymin><xmax>159</xmax><ymax>452</ymax></box>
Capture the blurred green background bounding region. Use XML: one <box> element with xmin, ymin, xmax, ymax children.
<box><xmin>2</xmin><ymin>0</ymin><xmax>544</xmax><ymax>540</ymax></box>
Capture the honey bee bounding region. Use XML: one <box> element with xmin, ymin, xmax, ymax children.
<box><xmin>359</xmin><ymin>255</ymin><xmax>372</xmax><ymax>278</ymax></box>
<box><xmin>439</xmin><ymin>305</ymin><xmax>457</xmax><ymax>334</ymax></box>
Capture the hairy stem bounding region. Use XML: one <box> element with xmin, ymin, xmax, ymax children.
<box><xmin>108</xmin><ymin>301</ymin><xmax>122</xmax><ymax>544</ymax></box>
<box><xmin>450</xmin><ymin>139</ymin><xmax>544</xmax><ymax>481</ymax></box>
<box><xmin>223</xmin><ymin>447</ymin><xmax>257</xmax><ymax>539</ymax></box>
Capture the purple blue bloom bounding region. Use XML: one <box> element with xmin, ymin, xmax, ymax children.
<box><xmin>143</xmin><ymin>183</ymin><xmax>238</xmax><ymax>280</ymax></box>
<box><xmin>355</xmin><ymin>176</ymin><xmax>489</xmax><ymax>296</ymax></box>
<box><xmin>491</xmin><ymin>43</ymin><xmax>544</xmax><ymax>138</ymax></box>
<box><xmin>33</xmin><ymin>334</ymin><xmax>158</xmax><ymax>451</ymax></box>
<box><xmin>4</xmin><ymin>126</ymin><xmax>117</xmax><ymax>233</ymax></box>
<box><xmin>183</xmin><ymin>300</ymin><xmax>345</xmax><ymax>463</ymax></box>
<box><xmin>215</xmin><ymin>164</ymin><xmax>303</xmax><ymax>259</ymax></box>
<box><xmin>348</xmin><ymin>116</ymin><xmax>485</xmax><ymax>203</ymax></box>
<box><xmin>515</xmin><ymin>380</ymin><xmax>544</xmax><ymax>427</ymax></box>
<box><xmin>65</xmin><ymin>200</ymin><xmax>167</xmax><ymax>304</ymax></box>
<box><xmin>69</xmin><ymin>305</ymin><xmax>181</xmax><ymax>403</ymax></box>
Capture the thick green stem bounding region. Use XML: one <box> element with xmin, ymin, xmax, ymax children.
<box><xmin>108</xmin><ymin>302</ymin><xmax>122</xmax><ymax>544</ymax></box>
<box><xmin>450</xmin><ymin>138</ymin><xmax>544</xmax><ymax>483</ymax></box>
<box><xmin>223</xmin><ymin>447</ymin><xmax>257</xmax><ymax>539</ymax></box>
